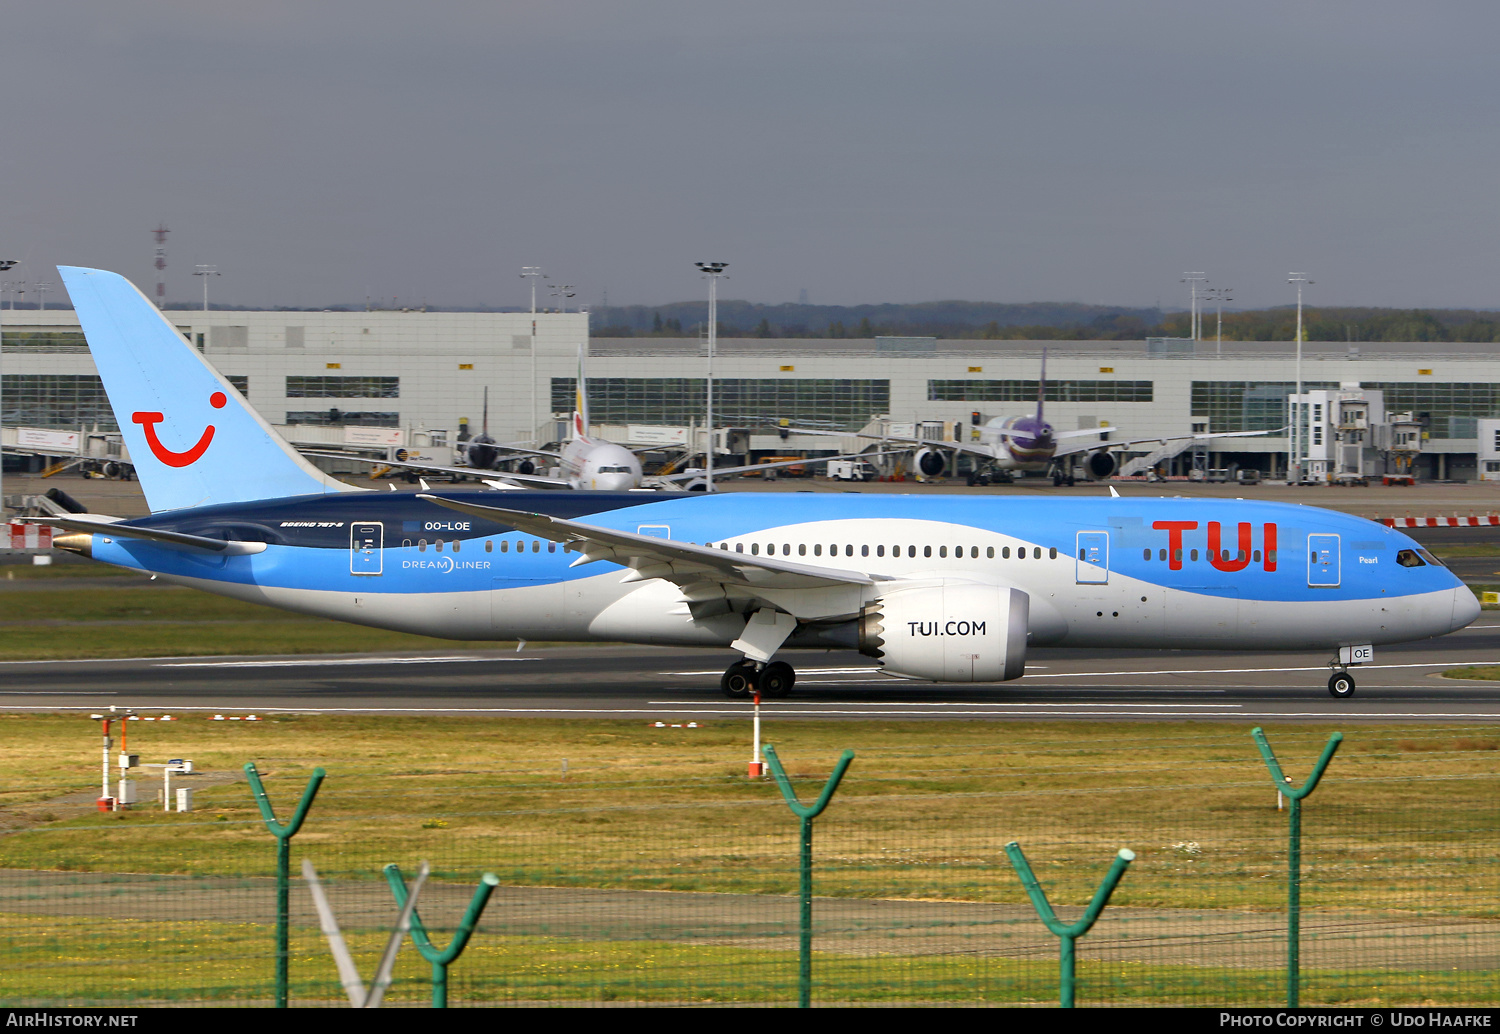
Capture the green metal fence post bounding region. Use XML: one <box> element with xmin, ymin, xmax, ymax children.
<box><xmin>245</xmin><ymin>762</ymin><xmax>326</xmax><ymax>1008</ymax></box>
<box><xmin>384</xmin><ymin>864</ymin><xmax>500</xmax><ymax>1007</ymax></box>
<box><xmin>1005</xmin><ymin>842</ymin><xmax>1135</xmax><ymax>1008</ymax></box>
<box><xmin>762</xmin><ymin>743</ymin><xmax>854</xmax><ymax>1009</ymax></box>
<box><xmin>1249</xmin><ymin>727</ymin><xmax>1342</xmax><ymax>1009</ymax></box>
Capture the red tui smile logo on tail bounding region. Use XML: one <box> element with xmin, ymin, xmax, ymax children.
<box><xmin>132</xmin><ymin>392</ymin><xmax>227</xmax><ymax>467</ymax></box>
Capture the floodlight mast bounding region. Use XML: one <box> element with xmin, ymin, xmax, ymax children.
<box><xmin>1204</xmin><ymin>287</ymin><xmax>1233</xmax><ymax>357</ymax></box>
<box><xmin>194</xmin><ymin>265</ymin><xmax>220</xmax><ymax>312</ymax></box>
<box><xmin>0</xmin><ymin>259</ymin><xmax>15</xmax><ymax>522</ymax></box>
<box><xmin>1180</xmin><ymin>272</ymin><xmax>1208</xmax><ymax>340</ymax></box>
<box><xmin>1288</xmin><ymin>273</ymin><xmax>1313</xmax><ymax>484</ymax></box>
<box><xmin>695</xmin><ymin>262</ymin><xmax>729</xmax><ymax>491</ymax></box>
<box><xmin>520</xmin><ymin>266</ymin><xmax>545</xmax><ymax>441</ymax></box>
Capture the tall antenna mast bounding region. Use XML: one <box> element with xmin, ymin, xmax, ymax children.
<box><xmin>153</xmin><ymin>224</ymin><xmax>170</xmax><ymax>309</ymax></box>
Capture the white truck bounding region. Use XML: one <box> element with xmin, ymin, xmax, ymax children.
<box><xmin>826</xmin><ymin>459</ymin><xmax>877</xmax><ymax>482</ymax></box>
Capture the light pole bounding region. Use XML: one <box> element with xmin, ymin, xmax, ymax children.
<box><xmin>695</xmin><ymin>262</ymin><xmax>728</xmax><ymax>490</ymax></box>
<box><xmin>32</xmin><ymin>280</ymin><xmax>50</xmax><ymax>313</ymax></box>
<box><xmin>1180</xmin><ymin>272</ymin><xmax>1208</xmax><ymax>340</ymax></box>
<box><xmin>0</xmin><ymin>260</ymin><xmax>15</xmax><ymax>520</ymax></box>
<box><xmin>1204</xmin><ymin>287</ymin><xmax>1233</xmax><ymax>356</ymax></box>
<box><xmin>549</xmin><ymin>283</ymin><xmax>575</xmax><ymax>313</ymax></box>
<box><xmin>1288</xmin><ymin>273</ymin><xmax>1314</xmax><ymax>484</ymax></box>
<box><xmin>520</xmin><ymin>267</ymin><xmax>545</xmax><ymax>442</ymax></box>
<box><xmin>194</xmin><ymin>265</ymin><xmax>220</xmax><ymax>312</ymax></box>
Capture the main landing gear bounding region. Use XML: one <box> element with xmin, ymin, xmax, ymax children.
<box><xmin>720</xmin><ymin>660</ymin><xmax>796</xmax><ymax>699</ymax></box>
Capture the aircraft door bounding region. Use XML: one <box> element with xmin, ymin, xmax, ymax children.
<box><xmin>637</xmin><ymin>524</ymin><xmax>671</xmax><ymax>539</ymax></box>
<box><xmin>350</xmin><ymin>522</ymin><xmax>383</xmax><ymax>575</ymax></box>
<box><xmin>1075</xmin><ymin>531</ymin><xmax>1109</xmax><ymax>584</ymax></box>
<box><xmin>1308</xmin><ymin>533</ymin><xmax>1340</xmax><ymax>587</ymax></box>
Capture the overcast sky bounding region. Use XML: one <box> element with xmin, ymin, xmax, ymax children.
<box><xmin>3</xmin><ymin>2</ymin><xmax>1497</xmax><ymax>311</ymax></box>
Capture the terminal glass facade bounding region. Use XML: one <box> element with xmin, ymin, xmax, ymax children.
<box><xmin>1361</xmin><ymin>382</ymin><xmax>1500</xmax><ymax>439</ymax></box>
<box><xmin>1190</xmin><ymin>381</ymin><xmax>1339</xmax><ymax>433</ymax></box>
<box><xmin>285</xmin><ymin>376</ymin><xmax>400</xmax><ymax>399</ymax></box>
<box><xmin>0</xmin><ymin>328</ymin><xmax>89</xmax><ymax>352</ymax></box>
<box><xmin>929</xmin><ymin>380</ymin><xmax>1153</xmax><ymax>403</ymax></box>
<box><xmin>552</xmin><ymin>378</ymin><xmax>890</xmax><ymax>431</ymax></box>
<box><xmin>284</xmin><ymin>410</ymin><xmax>400</xmax><ymax>427</ymax></box>
<box><xmin>2</xmin><ymin>374</ymin><xmax>116</xmax><ymax>430</ymax></box>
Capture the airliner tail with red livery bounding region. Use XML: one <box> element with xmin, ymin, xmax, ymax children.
<box><xmin>59</xmin><ymin>267</ymin><xmax>354</xmax><ymax>512</ymax></box>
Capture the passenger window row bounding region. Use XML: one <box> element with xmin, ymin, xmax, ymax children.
<box><xmin>1139</xmin><ymin>547</ymin><xmax>1275</xmax><ymax>564</ymax></box>
<box><xmin>400</xmin><ymin>538</ymin><xmax>553</xmax><ymax>554</ymax></box>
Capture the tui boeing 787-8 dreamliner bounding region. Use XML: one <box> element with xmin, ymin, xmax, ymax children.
<box><xmin>29</xmin><ymin>267</ymin><xmax>1478</xmax><ymax>700</ymax></box>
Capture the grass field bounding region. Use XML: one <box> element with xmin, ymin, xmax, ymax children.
<box><xmin>3</xmin><ymin>714</ymin><xmax>1499</xmax><ymax>911</ymax></box>
<box><xmin>4</xmin><ymin>715</ymin><xmax>1499</xmax><ymax>1006</ymax></box>
<box><xmin>0</xmin><ymin>579</ymin><xmax>506</xmax><ymax>659</ymax></box>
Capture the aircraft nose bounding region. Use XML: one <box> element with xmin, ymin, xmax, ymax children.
<box><xmin>1452</xmin><ymin>586</ymin><xmax>1482</xmax><ymax>632</ymax></box>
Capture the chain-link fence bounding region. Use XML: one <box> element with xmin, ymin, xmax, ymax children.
<box><xmin>2</xmin><ymin>730</ymin><xmax>1498</xmax><ymax>1007</ymax></box>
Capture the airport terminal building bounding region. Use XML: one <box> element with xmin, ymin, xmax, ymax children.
<box><xmin>4</xmin><ymin>307</ymin><xmax>1499</xmax><ymax>481</ymax></box>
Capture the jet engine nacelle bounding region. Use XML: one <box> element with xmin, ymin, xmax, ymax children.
<box><xmin>1084</xmin><ymin>450</ymin><xmax>1117</xmax><ymax>479</ymax></box>
<box><xmin>858</xmin><ymin>583</ymin><xmax>1029</xmax><ymax>682</ymax></box>
<box><xmin>915</xmin><ymin>447</ymin><xmax>947</xmax><ymax>477</ymax></box>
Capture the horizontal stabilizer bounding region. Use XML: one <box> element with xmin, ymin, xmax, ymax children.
<box><xmin>22</xmin><ymin>515</ymin><xmax>267</xmax><ymax>555</ymax></box>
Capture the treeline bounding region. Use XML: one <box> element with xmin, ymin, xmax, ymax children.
<box><xmin>591</xmin><ymin>300</ymin><xmax>1166</xmax><ymax>340</ymax></box>
<box><xmin>1158</xmin><ymin>307</ymin><xmax>1500</xmax><ymax>343</ymax></box>
<box><xmin>593</xmin><ymin>300</ymin><xmax>1500</xmax><ymax>342</ymax></box>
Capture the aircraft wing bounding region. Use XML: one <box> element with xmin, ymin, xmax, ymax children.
<box><xmin>300</xmin><ymin>451</ymin><xmax>574</xmax><ymax>489</ymax></box>
<box><xmin>417</xmin><ymin>495</ymin><xmax>877</xmax><ymax>593</ymax></box>
<box><xmin>490</xmin><ymin>442</ymin><xmax>565</xmax><ymax>460</ymax></box>
<box><xmin>1053</xmin><ymin>427</ymin><xmax>1278</xmax><ymax>459</ymax></box>
<box><xmin>21</xmin><ymin>515</ymin><xmax>267</xmax><ymax>555</ymax></box>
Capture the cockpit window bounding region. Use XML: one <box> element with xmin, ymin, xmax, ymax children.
<box><xmin>1416</xmin><ymin>548</ymin><xmax>1446</xmax><ymax>567</ymax></box>
<box><xmin>1396</xmin><ymin>549</ymin><xmax>1425</xmax><ymax>568</ymax></box>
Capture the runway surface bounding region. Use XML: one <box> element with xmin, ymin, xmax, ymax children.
<box><xmin>5</xmin><ymin>622</ymin><xmax>1500</xmax><ymax>722</ymax></box>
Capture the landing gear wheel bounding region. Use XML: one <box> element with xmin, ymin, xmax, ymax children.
<box><xmin>1328</xmin><ymin>672</ymin><xmax>1356</xmax><ymax>698</ymax></box>
<box><xmin>1052</xmin><ymin>473</ymin><xmax>1063</xmax><ymax>486</ymax></box>
<box><xmin>721</xmin><ymin>660</ymin><xmax>758</xmax><ymax>699</ymax></box>
<box><xmin>759</xmin><ymin>661</ymin><xmax>796</xmax><ymax>698</ymax></box>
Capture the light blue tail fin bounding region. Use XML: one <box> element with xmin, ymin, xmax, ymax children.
<box><xmin>59</xmin><ymin>266</ymin><xmax>358</xmax><ymax>512</ymax></box>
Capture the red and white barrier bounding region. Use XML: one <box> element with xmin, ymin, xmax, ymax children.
<box><xmin>7</xmin><ymin>522</ymin><xmax>53</xmax><ymax>550</ymax></box>
<box><xmin>1378</xmin><ymin>515</ymin><xmax>1500</xmax><ymax>528</ymax></box>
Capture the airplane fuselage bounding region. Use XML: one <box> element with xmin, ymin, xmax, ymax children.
<box><xmin>75</xmin><ymin>492</ymin><xmax>1475</xmax><ymax>667</ymax></box>
<box><xmin>557</xmin><ymin>437</ymin><xmax>642</xmax><ymax>491</ymax></box>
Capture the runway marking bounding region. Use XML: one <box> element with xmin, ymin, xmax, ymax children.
<box><xmin>648</xmin><ymin>699</ymin><xmax>1238</xmax><ymax>707</ymax></box>
<box><xmin>156</xmin><ymin>656</ymin><xmax>540</xmax><ymax>669</ymax></box>
<box><xmin>1020</xmin><ymin>660</ymin><xmax>1500</xmax><ymax>679</ymax></box>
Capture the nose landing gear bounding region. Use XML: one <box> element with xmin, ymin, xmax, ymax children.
<box><xmin>1327</xmin><ymin>671</ymin><xmax>1356</xmax><ymax>698</ymax></box>
<box><xmin>720</xmin><ymin>659</ymin><xmax>797</xmax><ymax>699</ymax></box>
